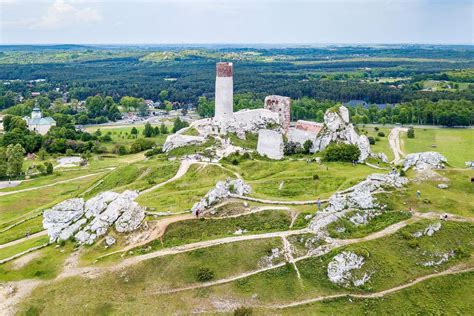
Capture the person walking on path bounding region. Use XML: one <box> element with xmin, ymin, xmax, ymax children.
<box><xmin>316</xmin><ymin>198</ymin><xmax>322</xmax><ymax>211</ymax></box>
<box><xmin>416</xmin><ymin>190</ymin><xmax>421</xmax><ymax>199</ymax></box>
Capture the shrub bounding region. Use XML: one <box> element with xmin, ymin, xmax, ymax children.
<box><xmin>100</xmin><ymin>134</ymin><xmax>112</xmax><ymax>142</ymax></box>
<box><xmin>231</xmin><ymin>158</ymin><xmax>239</xmax><ymax>165</ymax></box>
<box><xmin>144</xmin><ymin>147</ymin><xmax>163</xmax><ymax>157</ymax></box>
<box><xmin>303</xmin><ymin>139</ymin><xmax>313</xmax><ymax>154</ymax></box>
<box><xmin>130</xmin><ymin>139</ymin><xmax>155</xmax><ymax>153</ymax></box>
<box><xmin>113</xmin><ymin>144</ymin><xmax>128</xmax><ymax>155</ymax></box>
<box><xmin>234</xmin><ymin>307</ymin><xmax>253</xmax><ymax>316</ymax></box>
<box><xmin>374</xmin><ymin>127</ymin><xmax>379</xmax><ymax>131</ymax></box>
<box><xmin>399</xmin><ymin>169</ymin><xmax>406</xmax><ymax>176</ymax></box>
<box><xmin>377</xmin><ymin>131</ymin><xmax>385</xmax><ymax>137</ymax></box>
<box><xmin>45</xmin><ymin>162</ymin><xmax>53</xmax><ymax>175</ymax></box>
<box><xmin>368</xmin><ymin>136</ymin><xmax>376</xmax><ymax>145</ymax></box>
<box><xmin>196</xmin><ymin>267</ymin><xmax>215</xmax><ymax>282</ymax></box>
<box><xmin>323</xmin><ymin>143</ymin><xmax>361</xmax><ymax>162</ymax></box>
<box><xmin>130</xmin><ymin>127</ymin><xmax>138</xmax><ymax>135</ymax></box>
<box><xmin>284</xmin><ymin>141</ymin><xmax>301</xmax><ymax>155</ymax></box>
<box><xmin>312</xmin><ymin>174</ymin><xmax>319</xmax><ymax>180</ymax></box>
<box><xmin>65</xmin><ymin>148</ymin><xmax>74</xmax><ymax>156</ymax></box>
<box><xmin>407</xmin><ymin>127</ymin><xmax>415</xmax><ymax>138</ymax></box>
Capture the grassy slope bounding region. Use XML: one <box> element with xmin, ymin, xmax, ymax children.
<box><xmin>17</xmin><ymin>238</ymin><xmax>283</xmax><ymax>315</ymax></box>
<box><xmin>136</xmin><ymin>164</ymin><xmax>234</xmax><ymax>213</ymax></box>
<box><xmin>277</xmin><ymin>271</ymin><xmax>473</xmax><ymax>315</ymax></box>
<box><xmin>224</xmin><ymin>160</ymin><xmax>374</xmax><ymax>201</ymax></box>
<box><xmin>378</xmin><ymin>169</ymin><xmax>474</xmax><ymax>217</ymax></box>
<box><xmin>400</xmin><ymin>128</ymin><xmax>474</xmax><ymax>168</ymax></box>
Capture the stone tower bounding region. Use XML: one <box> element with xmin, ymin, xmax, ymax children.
<box><xmin>264</xmin><ymin>95</ymin><xmax>291</xmax><ymax>132</ymax></box>
<box><xmin>215</xmin><ymin>62</ymin><xmax>234</xmax><ymax>121</ymax></box>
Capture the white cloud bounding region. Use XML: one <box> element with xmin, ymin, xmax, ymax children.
<box><xmin>32</xmin><ymin>0</ymin><xmax>102</xmax><ymax>30</ymax></box>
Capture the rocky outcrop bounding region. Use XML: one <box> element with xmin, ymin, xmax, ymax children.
<box><xmin>371</xmin><ymin>152</ymin><xmax>389</xmax><ymax>163</ymax></box>
<box><xmin>437</xmin><ymin>183</ymin><xmax>449</xmax><ymax>189</ymax></box>
<box><xmin>465</xmin><ymin>161</ymin><xmax>474</xmax><ymax>169</ymax></box>
<box><xmin>287</xmin><ymin>128</ymin><xmax>318</xmax><ymax>148</ymax></box>
<box><xmin>412</xmin><ymin>222</ymin><xmax>441</xmax><ymax>238</ymax></box>
<box><xmin>313</xmin><ymin>106</ymin><xmax>371</xmax><ymax>162</ymax></box>
<box><xmin>327</xmin><ymin>251</ymin><xmax>371</xmax><ymax>287</ymax></box>
<box><xmin>257</xmin><ymin>129</ymin><xmax>284</xmax><ymax>160</ymax></box>
<box><xmin>163</xmin><ymin>134</ymin><xmax>206</xmax><ymax>152</ymax></box>
<box><xmin>43</xmin><ymin>190</ymin><xmax>145</xmax><ymax>245</ymax></box>
<box><xmin>403</xmin><ymin>152</ymin><xmax>447</xmax><ymax>171</ymax></box>
<box><xmin>191</xmin><ymin>178</ymin><xmax>251</xmax><ymax>215</ymax></box>
<box><xmin>309</xmin><ymin>173</ymin><xmax>407</xmax><ymax>234</ymax></box>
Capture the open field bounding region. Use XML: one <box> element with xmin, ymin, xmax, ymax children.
<box><xmin>400</xmin><ymin>128</ymin><xmax>474</xmax><ymax>168</ymax></box>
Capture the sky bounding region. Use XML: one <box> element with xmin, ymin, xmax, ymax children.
<box><xmin>0</xmin><ymin>0</ymin><xmax>473</xmax><ymax>45</ymax></box>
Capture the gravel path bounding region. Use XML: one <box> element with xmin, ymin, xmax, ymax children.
<box><xmin>388</xmin><ymin>127</ymin><xmax>408</xmax><ymax>164</ymax></box>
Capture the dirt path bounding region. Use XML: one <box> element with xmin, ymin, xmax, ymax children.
<box><xmin>270</xmin><ymin>264</ymin><xmax>474</xmax><ymax>309</ymax></box>
<box><xmin>388</xmin><ymin>127</ymin><xmax>408</xmax><ymax>164</ymax></box>
<box><xmin>0</xmin><ymin>170</ymin><xmax>110</xmax><ymax>197</ymax></box>
<box><xmin>139</xmin><ymin>159</ymin><xmax>201</xmax><ymax>195</ymax></box>
<box><xmin>0</xmin><ymin>231</ymin><xmax>47</xmax><ymax>250</ymax></box>
<box><xmin>96</xmin><ymin>213</ymin><xmax>194</xmax><ymax>260</ymax></box>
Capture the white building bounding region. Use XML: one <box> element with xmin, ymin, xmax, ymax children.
<box><xmin>25</xmin><ymin>107</ymin><xmax>56</xmax><ymax>135</ymax></box>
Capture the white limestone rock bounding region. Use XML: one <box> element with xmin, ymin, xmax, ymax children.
<box><xmin>42</xmin><ymin>198</ymin><xmax>85</xmax><ymax>243</ymax></box>
<box><xmin>191</xmin><ymin>178</ymin><xmax>251</xmax><ymax>215</ymax></box>
<box><xmin>437</xmin><ymin>183</ymin><xmax>449</xmax><ymax>189</ymax></box>
<box><xmin>413</xmin><ymin>222</ymin><xmax>442</xmax><ymax>238</ymax></box>
<box><xmin>309</xmin><ymin>173</ymin><xmax>407</xmax><ymax>234</ymax></box>
<box><xmin>287</xmin><ymin>128</ymin><xmax>317</xmax><ymax>148</ymax></box>
<box><xmin>257</xmin><ymin>129</ymin><xmax>284</xmax><ymax>160</ymax></box>
<box><xmin>312</xmin><ymin>106</ymin><xmax>371</xmax><ymax>161</ymax></box>
<box><xmin>403</xmin><ymin>152</ymin><xmax>447</xmax><ymax>171</ymax></box>
<box><xmin>163</xmin><ymin>134</ymin><xmax>206</xmax><ymax>152</ymax></box>
<box><xmin>371</xmin><ymin>152</ymin><xmax>389</xmax><ymax>163</ymax></box>
<box><xmin>84</xmin><ymin>191</ymin><xmax>119</xmax><ymax>219</ymax></box>
<box><xmin>74</xmin><ymin>230</ymin><xmax>96</xmax><ymax>245</ymax></box>
<box><xmin>105</xmin><ymin>235</ymin><xmax>116</xmax><ymax>247</ymax></box>
<box><xmin>357</xmin><ymin>135</ymin><xmax>371</xmax><ymax>162</ymax></box>
<box><xmin>421</xmin><ymin>251</ymin><xmax>454</xmax><ymax>267</ymax></box>
<box><xmin>465</xmin><ymin>161</ymin><xmax>474</xmax><ymax>169</ymax></box>
<box><xmin>58</xmin><ymin>218</ymin><xmax>86</xmax><ymax>242</ymax></box>
<box><xmin>327</xmin><ymin>251</ymin><xmax>371</xmax><ymax>287</ymax></box>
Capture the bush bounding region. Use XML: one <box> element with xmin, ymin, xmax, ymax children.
<box><xmin>374</xmin><ymin>127</ymin><xmax>379</xmax><ymax>131</ymax></box>
<box><xmin>231</xmin><ymin>158</ymin><xmax>239</xmax><ymax>165</ymax></box>
<box><xmin>130</xmin><ymin>139</ymin><xmax>155</xmax><ymax>153</ymax></box>
<box><xmin>312</xmin><ymin>174</ymin><xmax>319</xmax><ymax>180</ymax></box>
<box><xmin>399</xmin><ymin>169</ymin><xmax>406</xmax><ymax>176</ymax></box>
<box><xmin>234</xmin><ymin>307</ymin><xmax>253</xmax><ymax>316</ymax></box>
<box><xmin>144</xmin><ymin>147</ymin><xmax>163</xmax><ymax>157</ymax></box>
<box><xmin>407</xmin><ymin>127</ymin><xmax>415</xmax><ymax>138</ymax></box>
<box><xmin>196</xmin><ymin>267</ymin><xmax>215</xmax><ymax>282</ymax></box>
<box><xmin>303</xmin><ymin>139</ymin><xmax>313</xmax><ymax>154</ymax></box>
<box><xmin>323</xmin><ymin>143</ymin><xmax>361</xmax><ymax>162</ymax></box>
<box><xmin>45</xmin><ymin>162</ymin><xmax>53</xmax><ymax>175</ymax></box>
<box><xmin>368</xmin><ymin>136</ymin><xmax>376</xmax><ymax>145</ymax></box>
<box><xmin>112</xmin><ymin>144</ymin><xmax>128</xmax><ymax>155</ymax></box>
<box><xmin>284</xmin><ymin>141</ymin><xmax>301</xmax><ymax>155</ymax></box>
<box><xmin>377</xmin><ymin>131</ymin><xmax>385</xmax><ymax>137</ymax></box>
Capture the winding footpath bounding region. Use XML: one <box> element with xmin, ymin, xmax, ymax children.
<box><xmin>388</xmin><ymin>127</ymin><xmax>408</xmax><ymax>164</ymax></box>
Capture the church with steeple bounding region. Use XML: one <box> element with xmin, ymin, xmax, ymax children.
<box><xmin>25</xmin><ymin>107</ymin><xmax>56</xmax><ymax>135</ymax></box>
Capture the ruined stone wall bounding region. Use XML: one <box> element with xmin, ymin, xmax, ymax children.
<box><xmin>215</xmin><ymin>62</ymin><xmax>234</xmax><ymax>121</ymax></box>
<box><xmin>257</xmin><ymin>129</ymin><xmax>284</xmax><ymax>160</ymax></box>
<box><xmin>264</xmin><ymin>95</ymin><xmax>291</xmax><ymax>133</ymax></box>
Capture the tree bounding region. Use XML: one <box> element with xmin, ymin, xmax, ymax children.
<box><xmin>197</xmin><ymin>96</ymin><xmax>214</xmax><ymax>118</ymax></box>
<box><xmin>45</xmin><ymin>162</ymin><xmax>54</xmax><ymax>175</ymax></box>
<box><xmin>172</xmin><ymin>117</ymin><xmax>189</xmax><ymax>133</ymax></box>
<box><xmin>160</xmin><ymin>123</ymin><xmax>168</xmax><ymax>134</ymax></box>
<box><xmin>0</xmin><ymin>147</ymin><xmax>7</xmax><ymax>178</ymax></box>
<box><xmin>303</xmin><ymin>140</ymin><xmax>313</xmax><ymax>154</ymax></box>
<box><xmin>323</xmin><ymin>143</ymin><xmax>360</xmax><ymax>162</ymax></box>
<box><xmin>159</xmin><ymin>90</ymin><xmax>169</xmax><ymax>101</ymax></box>
<box><xmin>138</xmin><ymin>103</ymin><xmax>148</xmax><ymax>117</ymax></box>
<box><xmin>164</xmin><ymin>101</ymin><xmax>173</xmax><ymax>113</ymax></box>
<box><xmin>143</xmin><ymin>122</ymin><xmax>154</xmax><ymax>138</ymax></box>
<box><xmin>130</xmin><ymin>127</ymin><xmax>138</xmax><ymax>135</ymax></box>
<box><xmin>407</xmin><ymin>127</ymin><xmax>415</xmax><ymax>138</ymax></box>
<box><xmin>6</xmin><ymin>144</ymin><xmax>25</xmax><ymax>178</ymax></box>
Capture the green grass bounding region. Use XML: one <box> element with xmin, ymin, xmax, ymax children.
<box><xmin>228</xmin><ymin>132</ymin><xmax>258</xmax><ymax>150</ymax></box>
<box><xmin>209</xmin><ymin>220</ymin><xmax>473</xmax><ymax>304</ymax></box>
<box><xmin>400</xmin><ymin>128</ymin><xmax>474</xmax><ymax>168</ymax></box>
<box><xmin>326</xmin><ymin>210</ymin><xmax>412</xmax><ymax>239</ymax></box>
<box><xmin>0</xmin><ymin>244</ymin><xmax>73</xmax><ymax>282</ymax></box>
<box><xmin>83</xmin><ymin>157</ymin><xmax>179</xmax><ymax>198</ymax></box>
<box><xmin>0</xmin><ymin>174</ymin><xmax>103</xmax><ymax>226</ymax></box>
<box><xmin>378</xmin><ymin>169</ymin><xmax>474</xmax><ymax>217</ymax></box>
<box><xmin>0</xmin><ymin>235</ymin><xmax>49</xmax><ymax>261</ymax></box>
<box><xmin>358</xmin><ymin>126</ymin><xmax>393</xmax><ymax>161</ymax></box>
<box><xmin>0</xmin><ymin>216</ymin><xmax>44</xmax><ymax>245</ymax></box>
<box><xmin>136</xmin><ymin>164</ymin><xmax>234</xmax><ymax>213</ymax></box>
<box><xmin>17</xmin><ymin>238</ymin><xmax>283</xmax><ymax>315</ymax></box>
<box><xmin>125</xmin><ymin>210</ymin><xmax>292</xmax><ymax>258</ymax></box>
<box><xmin>166</xmin><ymin>138</ymin><xmax>217</xmax><ymax>157</ymax></box>
<box><xmin>224</xmin><ymin>159</ymin><xmax>374</xmax><ymax>201</ymax></box>
<box><xmin>276</xmin><ymin>271</ymin><xmax>474</xmax><ymax>315</ymax></box>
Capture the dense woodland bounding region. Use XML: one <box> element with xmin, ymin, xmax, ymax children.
<box><xmin>0</xmin><ymin>45</ymin><xmax>473</xmax><ymax>166</ymax></box>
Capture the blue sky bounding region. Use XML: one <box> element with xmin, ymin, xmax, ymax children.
<box><xmin>1</xmin><ymin>0</ymin><xmax>472</xmax><ymax>44</ymax></box>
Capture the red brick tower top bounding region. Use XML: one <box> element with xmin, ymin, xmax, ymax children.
<box><xmin>216</xmin><ymin>62</ymin><xmax>233</xmax><ymax>77</ymax></box>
